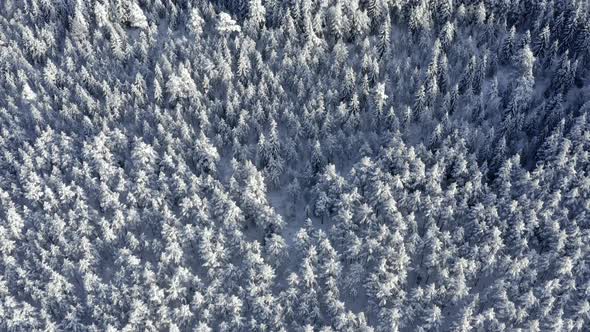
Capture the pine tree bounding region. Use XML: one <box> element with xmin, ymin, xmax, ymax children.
<box><xmin>194</xmin><ymin>132</ymin><xmax>220</xmax><ymax>174</ymax></box>
<box><xmin>459</xmin><ymin>56</ymin><xmax>477</xmax><ymax>95</ymax></box>
<box><xmin>247</xmin><ymin>0</ymin><xmax>266</xmax><ymax>29</ymax></box>
<box><xmin>378</xmin><ymin>14</ymin><xmax>391</xmax><ymax>59</ymax></box>
<box><xmin>506</xmin><ymin>44</ymin><xmax>535</xmax><ymax>125</ymax></box>
<box><xmin>550</xmin><ymin>50</ymin><xmax>575</xmax><ymax>95</ymax></box>
<box><xmin>501</xmin><ymin>26</ymin><xmax>516</xmax><ymax>64</ymax></box>
<box><xmin>414</xmin><ymin>85</ymin><xmax>427</xmax><ymax>121</ymax></box>
<box><xmin>437</xmin><ymin>0</ymin><xmax>453</xmax><ymax>25</ymax></box>
<box><xmin>533</xmin><ymin>25</ymin><xmax>551</xmax><ymax>65</ymax></box>
<box><xmin>328</xmin><ymin>4</ymin><xmax>343</xmax><ymax>42</ymax></box>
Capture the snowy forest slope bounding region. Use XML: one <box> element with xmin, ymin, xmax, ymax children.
<box><xmin>1</xmin><ymin>0</ymin><xmax>590</xmax><ymax>331</ymax></box>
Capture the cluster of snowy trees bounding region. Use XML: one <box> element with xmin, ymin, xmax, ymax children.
<box><xmin>1</xmin><ymin>0</ymin><xmax>590</xmax><ymax>330</ymax></box>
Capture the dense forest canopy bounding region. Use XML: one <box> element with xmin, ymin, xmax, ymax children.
<box><xmin>1</xmin><ymin>0</ymin><xmax>590</xmax><ymax>331</ymax></box>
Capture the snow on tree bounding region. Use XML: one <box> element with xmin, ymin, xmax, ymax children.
<box><xmin>128</xmin><ymin>2</ymin><xmax>148</xmax><ymax>29</ymax></box>
<box><xmin>166</xmin><ymin>62</ymin><xmax>198</xmax><ymax>102</ymax></box>
<box><xmin>217</xmin><ymin>12</ymin><xmax>241</xmax><ymax>33</ymax></box>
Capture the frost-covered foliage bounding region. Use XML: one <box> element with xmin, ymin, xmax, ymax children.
<box><xmin>1</xmin><ymin>0</ymin><xmax>590</xmax><ymax>331</ymax></box>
